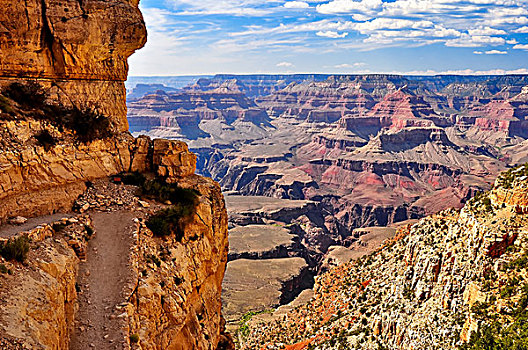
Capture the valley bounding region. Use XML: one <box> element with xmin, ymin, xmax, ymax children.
<box><xmin>127</xmin><ymin>74</ymin><xmax>528</xmax><ymax>334</ymax></box>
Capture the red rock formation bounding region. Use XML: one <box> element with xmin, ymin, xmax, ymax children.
<box><xmin>127</xmin><ymin>88</ymin><xmax>270</xmax><ymax>133</ymax></box>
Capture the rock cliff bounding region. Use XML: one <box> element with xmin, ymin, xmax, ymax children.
<box><xmin>0</xmin><ymin>217</ymin><xmax>91</xmax><ymax>349</ymax></box>
<box><xmin>0</xmin><ymin>1</ymin><xmax>231</xmax><ymax>349</ymax></box>
<box><xmin>0</xmin><ymin>107</ymin><xmax>230</xmax><ymax>349</ymax></box>
<box><xmin>125</xmin><ymin>175</ymin><xmax>229</xmax><ymax>350</ymax></box>
<box><xmin>0</xmin><ymin>0</ymin><xmax>146</xmax><ymax>132</ymax></box>
<box><xmin>240</xmin><ymin>164</ymin><xmax>528</xmax><ymax>350</ymax></box>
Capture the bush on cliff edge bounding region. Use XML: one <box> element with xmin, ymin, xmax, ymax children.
<box><xmin>0</xmin><ymin>81</ymin><xmax>112</xmax><ymax>142</ymax></box>
<box><xmin>142</xmin><ymin>179</ymin><xmax>200</xmax><ymax>241</ymax></box>
<box><xmin>0</xmin><ymin>235</ymin><xmax>30</xmax><ymax>263</ymax></box>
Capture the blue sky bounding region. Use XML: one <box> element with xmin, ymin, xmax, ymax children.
<box><xmin>128</xmin><ymin>0</ymin><xmax>528</xmax><ymax>76</ymax></box>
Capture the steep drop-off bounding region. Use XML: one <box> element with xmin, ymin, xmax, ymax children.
<box><xmin>0</xmin><ymin>1</ymin><xmax>232</xmax><ymax>349</ymax></box>
<box><xmin>240</xmin><ymin>164</ymin><xmax>528</xmax><ymax>350</ymax></box>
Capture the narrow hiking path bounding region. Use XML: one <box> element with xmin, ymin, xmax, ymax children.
<box><xmin>69</xmin><ymin>211</ymin><xmax>137</xmax><ymax>350</ymax></box>
<box><xmin>0</xmin><ymin>213</ymin><xmax>73</xmax><ymax>238</ymax></box>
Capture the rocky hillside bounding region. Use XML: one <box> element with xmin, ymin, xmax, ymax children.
<box><xmin>238</xmin><ymin>164</ymin><xmax>528</xmax><ymax>349</ymax></box>
<box><xmin>0</xmin><ymin>1</ymin><xmax>232</xmax><ymax>349</ymax></box>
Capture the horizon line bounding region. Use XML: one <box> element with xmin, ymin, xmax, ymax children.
<box><xmin>128</xmin><ymin>72</ymin><xmax>528</xmax><ymax>78</ymax></box>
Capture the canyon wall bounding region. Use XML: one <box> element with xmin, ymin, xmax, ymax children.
<box><xmin>0</xmin><ymin>1</ymin><xmax>231</xmax><ymax>349</ymax></box>
<box><xmin>126</xmin><ymin>175</ymin><xmax>229</xmax><ymax>350</ymax></box>
<box><xmin>0</xmin><ymin>220</ymin><xmax>87</xmax><ymax>349</ymax></box>
<box><xmin>240</xmin><ymin>165</ymin><xmax>528</xmax><ymax>350</ymax></box>
<box><xmin>0</xmin><ymin>0</ymin><xmax>146</xmax><ymax>132</ymax></box>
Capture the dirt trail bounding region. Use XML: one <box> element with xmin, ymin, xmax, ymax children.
<box><xmin>0</xmin><ymin>213</ymin><xmax>73</xmax><ymax>238</ymax></box>
<box><xmin>70</xmin><ymin>211</ymin><xmax>137</xmax><ymax>350</ymax></box>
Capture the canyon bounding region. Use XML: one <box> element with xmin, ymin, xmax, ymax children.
<box><xmin>1</xmin><ymin>0</ymin><xmax>528</xmax><ymax>348</ymax></box>
<box><xmin>128</xmin><ymin>75</ymin><xmax>528</xmax><ymax>235</ymax></box>
<box><xmin>128</xmin><ymin>75</ymin><xmax>528</xmax><ymax>324</ymax></box>
<box><xmin>238</xmin><ymin>163</ymin><xmax>528</xmax><ymax>350</ymax></box>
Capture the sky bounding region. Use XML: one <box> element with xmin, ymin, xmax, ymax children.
<box><xmin>128</xmin><ymin>0</ymin><xmax>528</xmax><ymax>76</ymax></box>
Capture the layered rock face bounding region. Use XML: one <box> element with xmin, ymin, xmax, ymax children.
<box><xmin>128</xmin><ymin>88</ymin><xmax>270</xmax><ymax>135</ymax></box>
<box><xmin>0</xmin><ymin>217</ymin><xmax>93</xmax><ymax>349</ymax></box>
<box><xmin>0</xmin><ymin>116</ymin><xmax>230</xmax><ymax>350</ymax></box>
<box><xmin>0</xmin><ymin>2</ymin><xmax>231</xmax><ymax>349</ymax></box>
<box><xmin>126</xmin><ymin>175</ymin><xmax>229</xmax><ymax>350</ymax></box>
<box><xmin>0</xmin><ymin>0</ymin><xmax>146</xmax><ymax>131</ymax></box>
<box><xmin>240</xmin><ymin>166</ymin><xmax>528</xmax><ymax>350</ymax></box>
<box><xmin>0</xmin><ymin>121</ymin><xmax>196</xmax><ymax>224</ymax></box>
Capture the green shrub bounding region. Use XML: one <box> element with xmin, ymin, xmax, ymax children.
<box><xmin>63</xmin><ymin>107</ymin><xmax>112</xmax><ymax>142</ymax></box>
<box><xmin>35</xmin><ymin>130</ymin><xmax>57</xmax><ymax>151</ymax></box>
<box><xmin>84</xmin><ymin>224</ymin><xmax>94</xmax><ymax>236</ymax></box>
<box><xmin>119</xmin><ymin>172</ymin><xmax>147</xmax><ymax>186</ymax></box>
<box><xmin>1</xmin><ymin>82</ymin><xmax>112</xmax><ymax>142</ymax></box>
<box><xmin>461</xmin><ymin>284</ymin><xmax>528</xmax><ymax>350</ymax></box>
<box><xmin>146</xmin><ymin>203</ymin><xmax>197</xmax><ymax>240</ymax></box>
<box><xmin>143</xmin><ymin>179</ymin><xmax>200</xmax><ymax>240</ymax></box>
<box><xmin>140</xmin><ymin>179</ymin><xmax>200</xmax><ymax>205</ymax></box>
<box><xmin>2</xmin><ymin>81</ymin><xmax>47</xmax><ymax>109</ymax></box>
<box><xmin>52</xmin><ymin>222</ymin><xmax>68</xmax><ymax>232</ymax></box>
<box><xmin>145</xmin><ymin>253</ymin><xmax>161</xmax><ymax>267</ymax></box>
<box><xmin>0</xmin><ymin>236</ymin><xmax>30</xmax><ymax>263</ymax></box>
<box><xmin>0</xmin><ymin>95</ymin><xmax>15</xmax><ymax>116</ymax></box>
<box><xmin>129</xmin><ymin>334</ymin><xmax>139</xmax><ymax>343</ymax></box>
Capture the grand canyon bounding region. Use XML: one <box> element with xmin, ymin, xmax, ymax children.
<box><xmin>127</xmin><ymin>73</ymin><xmax>528</xmax><ymax>345</ymax></box>
<box><xmin>1</xmin><ymin>0</ymin><xmax>528</xmax><ymax>349</ymax></box>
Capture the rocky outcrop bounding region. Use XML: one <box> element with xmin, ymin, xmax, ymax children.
<box><xmin>367</xmin><ymin>89</ymin><xmax>436</xmax><ymax>120</ymax></box>
<box><xmin>0</xmin><ymin>216</ymin><xmax>94</xmax><ymax>349</ymax></box>
<box><xmin>490</xmin><ymin>165</ymin><xmax>528</xmax><ymax>211</ymax></box>
<box><xmin>0</xmin><ymin>123</ymin><xmax>196</xmax><ymax>224</ymax></box>
<box><xmin>125</xmin><ymin>175</ymin><xmax>229</xmax><ymax>350</ymax></box>
<box><xmin>0</xmin><ymin>0</ymin><xmax>146</xmax><ymax>132</ymax></box>
<box><xmin>240</xmin><ymin>166</ymin><xmax>528</xmax><ymax>349</ymax></box>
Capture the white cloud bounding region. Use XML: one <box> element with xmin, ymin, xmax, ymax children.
<box><xmin>316</xmin><ymin>0</ymin><xmax>382</xmax><ymax>15</ymax></box>
<box><xmin>445</xmin><ymin>34</ymin><xmax>506</xmax><ymax>47</ymax></box>
<box><xmin>276</xmin><ymin>61</ymin><xmax>294</xmax><ymax>67</ymax></box>
<box><xmin>468</xmin><ymin>27</ymin><xmax>507</xmax><ymax>36</ymax></box>
<box><xmin>513</xmin><ymin>44</ymin><xmax>528</xmax><ymax>50</ymax></box>
<box><xmin>514</xmin><ymin>26</ymin><xmax>528</xmax><ymax>33</ymax></box>
<box><xmin>488</xmin><ymin>16</ymin><xmax>528</xmax><ymax>26</ymax></box>
<box><xmin>165</xmin><ymin>0</ymin><xmax>282</xmax><ymax>16</ymax></box>
<box><xmin>485</xmin><ymin>50</ymin><xmax>507</xmax><ymax>54</ymax></box>
<box><xmin>284</xmin><ymin>1</ymin><xmax>310</xmax><ymax>8</ymax></box>
<box><xmin>352</xmin><ymin>18</ymin><xmax>435</xmax><ymax>32</ymax></box>
<box><xmin>507</xmin><ymin>39</ymin><xmax>518</xmax><ymax>44</ymax></box>
<box><xmin>334</xmin><ymin>62</ymin><xmax>366</xmax><ymax>68</ymax></box>
<box><xmin>316</xmin><ymin>30</ymin><xmax>348</xmax><ymax>38</ymax></box>
<box><xmin>473</xmin><ymin>51</ymin><xmax>483</xmax><ymax>54</ymax></box>
<box><xmin>402</xmin><ymin>68</ymin><xmax>528</xmax><ymax>76</ymax></box>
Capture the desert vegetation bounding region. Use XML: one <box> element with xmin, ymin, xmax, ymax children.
<box><xmin>119</xmin><ymin>172</ymin><xmax>201</xmax><ymax>240</ymax></box>
<box><xmin>0</xmin><ymin>235</ymin><xmax>30</xmax><ymax>263</ymax></box>
<box><xmin>0</xmin><ymin>81</ymin><xmax>112</xmax><ymax>143</ymax></box>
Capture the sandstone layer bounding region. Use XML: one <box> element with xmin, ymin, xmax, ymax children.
<box><xmin>123</xmin><ymin>175</ymin><xmax>229</xmax><ymax>350</ymax></box>
<box><xmin>0</xmin><ymin>0</ymin><xmax>147</xmax><ymax>131</ymax></box>
<box><xmin>0</xmin><ymin>117</ymin><xmax>196</xmax><ymax>224</ymax></box>
<box><xmin>0</xmin><ymin>216</ymin><xmax>94</xmax><ymax>349</ymax></box>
